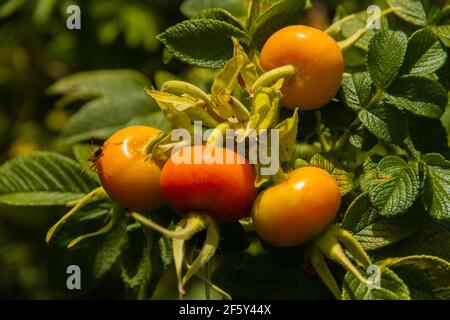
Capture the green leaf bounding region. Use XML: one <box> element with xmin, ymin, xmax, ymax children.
<box><xmin>343</xmin><ymin>46</ymin><xmax>367</xmax><ymax>68</ymax></box>
<box><xmin>434</xmin><ymin>25</ymin><xmax>450</xmax><ymax>47</ymax></box>
<box><xmin>439</xmin><ymin>5</ymin><xmax>450</xmax><ymax>24</ymax></box>
<box><xmin>120</xmin><ymin>209</ymin><xmax>173</xmax><ymax>300</ymax></box>
<box><xmin>48</xmin><ymin>70</ymin><xmax>163</xmax><ymax>143</ymax></box>
<box><xmin>125</xmin><ymin>112</ymin><xmax>170</xmax><ymax>131</ymax></box>
<box><xmin>120</xmin><ymin>225</ymin><xmax>165</xmax><ymax>300</ymax></box>
<box><xmin>180</xmin><ymin>0</ymin><xmax>246</xmax><ymax>18</ymax></box>
<box><xmin>246</xmin><ymin>0</ymin><xmax>274</xmax><ymax>28</ymax></box>
<box><xmin>293</xmin><ymin>158</ymin><xmax>309</xmax><ymax>169</ymax></box>
<box><xmin>341</xmin><ymin>72</ymin><xmax>374</xmax><ymax>111</ymax></box>
<box><xmin>275</xmin><ymin>110</ymin><xmax>298</xmax><ymax>163</ymax></box>
<box><xmin>48</xmin><ymin>69</ymin><xmax>151</xmax><ymax>106</ymax></box>
<box><xmin>72</xmin><ymin>144</ymin><xmax>94</xmax><ymax>168</ymax></box>
<box><xmin>57</xmin><ymin>202</ymin><xmax>112</xmax><ymax>232</ymax></box>
<box><xmin>379</xmin><ymin>255</ymin><xmax>450</xmax><ymax>300</ymax></box>
<box><xmin>247</xmin><ymin>83</ymin><xmax>283</xmax><ymax>187</ymax></box>
<box><xmin>341</xmin><ymin>193</ymin><xmax>424</xmax><ymax>251</ymax></box>
<box><xmin>342</xmin><ymin>267</ymin><xmax>410</xmax><ymax>300</ymax></box>
<box><xmin>209</xmin><ymin>94</ymin><xmax>236</xmax><ymax>121</ymax></box>
<box><xmin>349</xmin><ymin>125</ymin><xmax>378</xmax><ymax>151</ymax></box>
<box><xmin>49</xmin><ymin>201</ymin><xmax>112</xmax><ymax>250</ymax></box>
<box><xmin>209</xmin><ymin>39</ymin><xmax>255</xmax><ymax>122</ymax></box>
<box><xmin>211</xmin><ymin>45</ymin><xmax>246</xmax><ymax>96</ymax></box>
<box><xmin>401</xmin><ymin>28</ymin><xmax>447</xmax><ymax>76</ymax></box>
<box><xmin>248</xmin><ymin>83</ymin><xmax>282</xmax><ymax>131</ymax></box>
<box><xmin>72</xmin><ymin>144</ymin><xmax>99</xmax><ymax>183</ymax></box>
<box><xmin>147</xmin><ymin>90</ymin><xmax>219</xmax><ymax>127</ymax></box>
<box><xmin>358</xmin><ymin>102</ymin><xmax>408</xmax><ymax>145</ymax></box>
<box><xmin>92</xmin><ymin>212</ymin><xmax>128</xmax><ymax>279</ymax></box>
<box><xmin>62</xmin><ymin>100</ymin><xmax>164</xmax><ymax>144</ymax></box>
<box><xmin>340</xmin><ymin>10</ymin><xmax>389</xmax><ymax>51</ymax></box>
<box><xmin>387</xmin><ymin>0</ymin><xmax>435</xmax><ymax>27</ymax></box>
<box><xmin>235</xmin><ymin>47</ymin><xmax>260</xmax><ymax>89</ymax></box>
<box><xmin>309</xmin><ymin>153</ymin><xmax>334</xmax><ymax>173</ymax></box>
<box><xmin>374</xmin><ymin>222</ymin><xmax>450</xmax><ymax>261</ymax></box>
<box><xmin>157</xmin><ymin>19</ymin><xmax>249</xmax><ymax>68</ymax></box>
<box><xmin>363</xmin><ymin>156</ymin><xmax>420</xmax><ymax>217</ymax></box>
<box><xmin>360</xmin><ymin>156</ymin><xmax>381</xmax><ymax>190</ymax></box>
<box><xmin>386</xmin><ymin>76</ymin><xmax>448</xmax><ymax>119</ymax></box>
<box><xmin>408</xmin><ymin>288</ymin><xmax>435</xmax><ymax>299</ymax></box>
<box><xmin>367</xmin><ymin>30</ymin><xmax>408</xmax><ymax>89</ymax></box>
<box><xmin>192</xmin><ymin>8</ymin><xmax>244</xmax><ymax>29</ymax></box>
<box><xmin>48</xmin><ymin>201</ymin><xmax>118</xmax><ymax>296</ymax></box>
<box><xmin>249</xmin><ymin>0</ymin><xmax>306</xmax><ymax>49</ymax></box>
<box><xmin>309</xmin><ymin>154</ymin><xmax>354</xmax><ymax>196</ymax></box>
<box><xmin>331</xmin><ymin>168</ymin><xmax>355</xmax><ymax>196</ymax></box>
<box><xmin>421</xmin><ymin>153</ymin><xmax>450</xmax><ymax>220</ymax></box>
<box><xmin>0</xmin><ymin>152</ymin><xmax>98</xmax><ymax>206</ymax></box>
<box><xmin>437</xmin><ymin>54</ymin><xmax>450</xmax><ymax>91</ymax></box>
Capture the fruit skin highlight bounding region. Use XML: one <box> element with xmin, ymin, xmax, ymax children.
<box><xmin>159</xmin><ymin>145</ymin><xmax>257</xmax><ymax>223</ymax></box>
<box><xmin>260</xmin><ymin>25</ymin><xmax>344</xmax><ymax>111</ymax></box>
<box><xmin>252</xmin><ymin>166</ymin><xmax>341</xmax><ymax>247</ymax></box>
<box><xmin>96</xmin><ymin>126</ymin><xmax>165</xmax><ymax>211</ymax></box>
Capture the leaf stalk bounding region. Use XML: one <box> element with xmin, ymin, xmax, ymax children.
<box><xmin>251</xmin><ymin>65</ymin><xmax>296</xmax><ymax>92</ymax></box>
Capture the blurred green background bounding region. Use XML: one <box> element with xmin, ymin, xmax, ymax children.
<box><xmin>0</xmin><ymin>0</ymin><xmax>188</xmax><ymax>299</ymax></box>
<box><xmin>0</xmin><ymin>0</ymin><xmax>448</xmax><ymax>299</ymax></box>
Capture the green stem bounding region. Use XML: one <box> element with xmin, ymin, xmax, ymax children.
<box><xmin>251</xmin><ymin>65</ymin><xmax>296</xmax><ymax>92</ymax></box>
<box><xmin>132</xmin><ymin>212</ymin><xmax>216</xmax><ymax>298</ymax></box>
<box><xmin>204</xmin><ymin>263</ymin><xmax>211</xmax><ymax>300</ymax></box>
<box><xmin>338</xmin><ymin>27</ymin><xmax>368</xmax><ymax>51</ymax></box>
<box><xmin>135</xmin><ymin>212</ymin><xmax>219</xmax><ymax>298</ymax></box>
<box><xmin>173</xmin><ymin>222</ymin><xmax>187</xmax><ymax>298</ymax></box>
<box><xmin>195</xmin><ymin>272</ymin><xmax>232</xmax><ymax>300</ymax></box>
<box><xmin>333</xmin><ymin>133</ymin><xmax>348</xmax><ymax>152</ymax></box>
<box><xmin>315</xmin><ymin>110</ymin><xmax>330</xmax><ymax>152</ymax></box>
<box><xmin>308</xmin><ymin>246</ymin><xmax>342</xmax><ymax>300</ymax></box>
<box><xmin>337</xmin><ymin>7</ymin><xmax>399</xmax><ymax>51</ymax></box>
<box><xmin>130</xmin><ymin>212</ymin><xmax>207</xmax><ymax>240</ymax></box>
<box><xmin>161</xmin><ymin>80</ymin><xmax>213</xmax><ymax>105</ymax></box>
<box><xmin>67</xmin><ymin>203</ymin><xmax>122</xmax><ymax>248</ymax></box>
<box><xmin>182</xmin><ymin>219</ymin><xmax>219</xmax><ymax>286</ymax></box>
<box><xmin>333</xmin><ymin>116</ymin><xmax>361</xmax><ymax>151</ymax></box>
<box><xmin>314</xmin><ymin>225</ymin><xmax>370</xmax><ymax>286</ymax></box>
<box><xmin>142</xmin><ymin>131</ymin><xmax>166</xmax><ymax>155</ymax></box>
<box><xmin>334</xmin><ymin>227</ymin><xmax>372</xmax><ymax>268</ymax></box>
<box><xmin>183</xmin><ymin>242</ymin><xmax>196</xmax><ymax>269</ymax></box>
<box><xmin>367</xmin><ymin>89</ymin><xmax>384</xmax><ymax>109</ymax></box>
<box><xmin>46</xmin><ymin>187</ymin><xmax>108</xmax><ymax>244</ymax></box>
<box><xmin>325</xmin><ymin>13</ymin><xmax>357</xmax><ymax>35</ymax></box>
<box><xmin>334</xmin><ymin>89</ymin><xmax>384</xmax><ymax>150</ymax></box>
<box><xmin>379</xmin><ymin>7</ymin><xmax>399</xmax><ymax>19</ymax></box>
<box><xmin>404</xmin><ymin>135</ymin><xmax>421</xmax><ymax>159</ymax></box>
